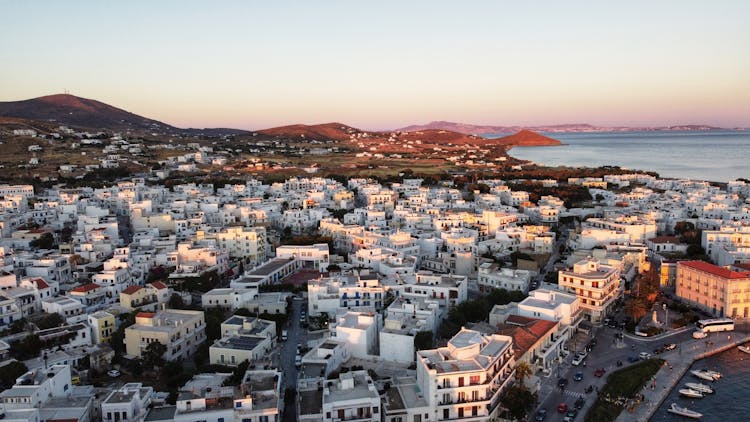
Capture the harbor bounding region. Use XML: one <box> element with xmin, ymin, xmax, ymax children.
<box><xmin>616</xmin><ymin>329</ymin><xmax>750</xmax><ymax>422</ymax></box>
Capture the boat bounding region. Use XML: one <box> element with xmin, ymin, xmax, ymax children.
<box><xmin>704</xmin><ymin>369</ymin><xmax>722</xmax><ymax>379</ymax></box>
<box><xmin>738</xmin><ymin>345</ymin><xmax>750</xmax><ymax>354</ymax></box>
<box><xmin>690</xmin><ymin>370</ymin><xmax>715</xmax><ymax>381</ymax></box>
<box><xmin>685</xmin><ymin>383</ymin><xmax>714</xmax><ymax>394</ymax></box>
<box><xmin>679</xmin><ymin>388</ymin><xmax>703</xmax><ymax>398</ymax></box>
<box><xmin>667</xmin><ymin>403</ymin><xmax>703</xmax><ymax>419</ymax></box>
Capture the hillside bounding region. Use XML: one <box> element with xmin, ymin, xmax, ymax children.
<box><xmin>493</xmin><ymin>130</ymin><xmax>561</xmax><ymax>146</ymax></box>
<box><xmin>258</xmin><ymin>123</ymin><xmax>360</xmax><ymax>141</ymax></box>
<box><xmin>0</xmin><ymin>94</ymin><xmax>175</xmax><ymax>131</ymax></box>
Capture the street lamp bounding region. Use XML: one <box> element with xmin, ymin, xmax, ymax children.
<box><xmin>663</xmin><ymin>303</ymin><xmax>669</xmax><ymax>330</ymax></box>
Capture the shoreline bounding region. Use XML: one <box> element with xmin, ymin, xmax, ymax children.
<box><xmin>504</xmin><ymin>146</ymin><xmax>737</xmax><ymax>186</ymax></box>
<box><xmin>615</xmin><ymin>333</ymin><xmax>750</xmax><ymax>422</ymax></box>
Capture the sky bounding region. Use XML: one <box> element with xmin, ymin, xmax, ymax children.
<box><xmin>1</xmin><ymin>1</ymin><xmax>749</xmax><ymax>130</ymax></box>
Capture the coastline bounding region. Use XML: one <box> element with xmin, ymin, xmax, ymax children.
<box><xmin>615</xmin><ymin>332</ymin><xmax>750</xmax><ymax>422</ymax></box>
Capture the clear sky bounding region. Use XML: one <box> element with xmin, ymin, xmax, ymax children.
<box><xmin>1</xmin><ymin>1</ymin><xmax>749</xmax><ymax>130</ymax></box>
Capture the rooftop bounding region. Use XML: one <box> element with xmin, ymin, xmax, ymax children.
<box><xmin>680</xmin><ymin>260</ymin><xmax>750</xmax><ymax>280</ymax></box>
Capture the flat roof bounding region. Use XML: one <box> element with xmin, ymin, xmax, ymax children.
<box><xmin>247</xmin><ymin>258</ymin><xmax>295</xmax><ymax>277</ymax></box>
<box><xmin>299</xmin><ymin>389</ymin><xmax>323</xmax><ymax>415</ymax></box>
<box><xmin>145</xmin><ymin>406</ymin><xmax>177</xmax><ymax>421</ymax></box>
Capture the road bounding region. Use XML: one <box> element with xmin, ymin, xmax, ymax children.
<box><xmin>280</xmin><ymin>296</ymin><xmax>308</xmax><ymax>421</ymax></box>
<box><xmin>531</xmin><ymin>324</ymin><xmax>704</xmax><ymax>421</ymax></box>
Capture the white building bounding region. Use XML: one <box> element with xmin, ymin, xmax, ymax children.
<box><xmin>101</xmin><ymin>383</ymin><xmax>154</xmax><ymax>422</ymax></box>
<box><xmin>416</xmin><ymin>329</ymin><xmax>515</xmax><ymax>421</ymax></box>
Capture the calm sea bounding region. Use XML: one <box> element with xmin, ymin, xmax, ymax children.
<box><xmin>650</xmin><ymin>346</ymin><xmax>750</xmax><ymax>422</ymax></box>
<box><xmin>484</xmin><ymin>131</ymin><xmax>750</xmax><ymax>182</ymax></box>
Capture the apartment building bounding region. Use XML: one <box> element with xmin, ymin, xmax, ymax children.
<box><xmin>675</xmin><ymin>260</ymin><xmax>750</xmax><ymax>317</ymax></box>
<box><xmin>416</xmin><ymin>329</ymin><xmax>515</xmax><ymax>421</ymax></box>
<box><xmin>124</xmin><ymin>309</ymin><xmax>206</xmax><ymax>361</ymax></box>
<box><xmin>298</xmin><ymin>370</ymin><xmax>381</xmax><ymax>422</ymax></box>
<box><xmin>558</xmin><ymin>258</ymin><xmax>621</xmax><ymax>323</ymax></box>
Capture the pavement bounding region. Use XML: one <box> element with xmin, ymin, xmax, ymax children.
<box><xmin>531</xmin><ymin>320</ymin><xmax>750</xmax><ymax>422</ymax></box>
<box><xmin>616</xmin><ymin>328</ymin><xmax>750</xmax><ymax>422</ymax></box>
<box><xmin>532</xmin><ymin>322</ymin><xmax>699</xmax><ymax>422</ymax></box>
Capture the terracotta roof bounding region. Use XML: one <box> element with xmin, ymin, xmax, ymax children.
<box><xmin>30</xmin><ymin>278</ymin><xmax>49</xmax><ymax>289</ymax></box>
<box><xmin>680</xmin><ymin>260</ymin><xmax>750</xmax><ymax>280</ymax></box>
<box><xmin>496</xmin><ymin>315</ymin><xmax>558</xmax><ymax>360</ymax></box>
<box><xmin>648</xmin><ymin>236</ymin><xmax>682</xmax><ymax>244</ymax></box>
<box><xmin>71</xmin><ymin>282</ymin><xmax>101</xmax><ymax>293</ymax></box>
<box><xmin>149</xmin><ymin>281</ymin><xmax>168</xmax><ymax>289</ymax></box>
<box><xmin>136</xmin><ymin>312</ymin><xmax>155</xmax><ymax>318</ymax></box>
<box><xmin>122</xmin><ymin>285</ymin><xmax>142</xmax><ymax>295</ymax></box>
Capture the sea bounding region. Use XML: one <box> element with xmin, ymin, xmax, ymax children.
<box><xmin>484</xmin><ymin>130</ymin><xmax>750</xmax><ymax>182</ymax></box>
<box><xmin>650</xmin><ymin>347</ymin><xmax>750</xmax><ymax>422</ymax></box>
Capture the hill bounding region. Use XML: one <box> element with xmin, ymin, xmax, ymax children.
<box><xmin>258</xmin><ymin>123</ymin><xmax>360</xmax><ymax>141</ymax></box>
<box><xmin>493</xmin><ymin>130</ymin><xmax>561</xmax><ymax>146</ymax></box>
<box><xmin>0</xmin><ymin>94</ymin><xmax>175</xmax><ymax>131</ymax></box>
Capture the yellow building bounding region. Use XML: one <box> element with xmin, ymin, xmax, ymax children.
<box><xmin>124</xmin><ymin>309</ymin><xmax>205</xmax><ymax>361</ymax></box>
<box><xmin>88</xmin><ymin>311</ymin><xmax>115</xmax><ymax>344</ymax></box>
<box><xmin>675</xmin><ymin>261</ymin><xmax>750</xmax><ymax>317</ymax></box>
<box><xmin>558</xmin><ymin>258</ymin><xmax>621</xmax><ymax>323</ymax></box>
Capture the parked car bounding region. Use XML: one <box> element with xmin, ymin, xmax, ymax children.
<box><xmin>294</xmin><ymin>355</ymin><xmax>302</xmax><ymax>368</ymax></box>
<box><xmin>564</xmin><ymin>409</ymin><xmax>578</xmax><ymax>422</ymax></box>
<box><xmin>594</xmin><ymin>368</ymin><xmax>606</xmax><ymax>377</ymax></box>
<box><xmin>573</xmin><ymin>371</ymin><xmax>584</xmax><ymax>382</ymax></box>
<box><xmin>557</xmin><ymin>403</ymin><xmax>568</xmax><ymax>413</ymax></box>
<box><xmin>639</xmin><ymin>352</ymin><xmax>652</xmax><ymax>360</ymax></box>
<box><xmin>627</xmin><ymin>355</ymin><xmax>640</xmax><ymax>363</ymax></box>
<box><xmin>534</xmin><ymin>409</ymin><xmax>548</xmax><ymax>421</ymax></box>
<box><xmin>572</xmin><ymin>354</ymin><xmax>586</xmax><ymax>366</ymax></box>
<box><xmin>693</xmin><ymin>330</ymin><xmax>707</xmax><ymax>339</ymax></box>
<box><xmin>107</xmin><ymin>369</ymin><xmax>121</xmax><ymax>378</ymax></box>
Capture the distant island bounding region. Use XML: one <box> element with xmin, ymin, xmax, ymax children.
<box><xmin>396</xmin><ymin>120</ymin><xmax>727</xmax><ymax>135</ymax></box>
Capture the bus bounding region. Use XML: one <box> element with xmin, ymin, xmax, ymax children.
<box><xmin>696</xmin><ymin>318</ymin><xmax>735</xmax><ymax>333</ymax></box>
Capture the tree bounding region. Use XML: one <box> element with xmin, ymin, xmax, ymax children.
<box><xmin>0</xmin><ymin>361</ymin><xmax>28</xmax><ymax>389</ymax></box>
<box><xmin>414</xmin><ymin>331</ymin><xmax>434</xmax><ymax>351</ymax></box>
<box><xmin>514</xmin><ymin>361</ymin><xmax>534</xmax><ymax>390</ymax></box>
<box><xmin>34</xmin><ymin>312</ymin><xmax>65</xmax><ymax>330</ymax></box>
<box><xmin>142</xmin><ymin>341</ymin><xmax>167</xmax><ymax>369</ymax></box>
<box><xmin>168</xmin><ymin>293</ymin><xmax>186</xmax><ymax>309</ymax></box>
<box><xmin>499</xmin><ymin>385</ymin><xmax>537</xmax><ymax>420</ymax></box>
<box><xmin>30</xmin><ymin>233</ymin><xmax>55</xmax><ymax>250</ymax></box>
<box><xmin>625</xmin><ymin>297</ymin><xmax>648</xmax><ymax>322</ymax></box>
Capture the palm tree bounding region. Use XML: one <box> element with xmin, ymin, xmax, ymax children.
<box><xmin>514</xmin><ymin>361</ymin><xmax>534</xmax><ymax>390</ymax></box>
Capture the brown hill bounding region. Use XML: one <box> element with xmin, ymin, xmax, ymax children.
<box><xmin>258</xmin><ymin>123</ymin><xmax>360</xmax><ymax>141</ymax></box>
<box><xmin>493</xmin><ymin>130</ymin><xmax>561</xmax><ymax>146</ymax></box>
<box><xmin>0</xmin><ymin>94</ymin><xmax>174</xmax><ymax>131</ymax></box>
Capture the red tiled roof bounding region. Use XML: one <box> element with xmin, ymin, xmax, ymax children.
<box><xmin>31</xmin><ymin>278</ymin><xmax>49</xmax><ymax>289</ymax></box>
<box><xmin>648</xmin><ymin>236</ymin><xmax>682</xmax><ymax>244</ymax></box>
<box><xmin>734</xmin><ymin>263</ymin><xmax>750</xmax><ymax>272</ymax></box>
<box><xmin>122</xmin><ymin>285</ymin><xmax>142</xmax><ymax>295</ymax></box>
<box><xmin>149</xmin><ymin>281</ymin><xmax>168</xmax><ymax>289</ymax></box>
<box><xmin>680</xmin><ymin>261</ymin><xmax>750</xmax><ymax>280</ymax></box>
<box><xmin>136</xmin><ymin>312</ymin><xmax>155</xmax><ymax>318</ymax></box>
<box><xmin>71</xmin><ymin>282</ymin><xmax>101</xmax><ymax>293</ymax></box>
<box><xmin>496</xmin><ymin>316</ymin><xmax>558</xmax><ymax>360</ymax></box>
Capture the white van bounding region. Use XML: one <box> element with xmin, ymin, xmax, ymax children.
<box><xmin>281</xmin><ymin>330</ymin><xmax>288</xmax><ymax>341</ymax></box>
